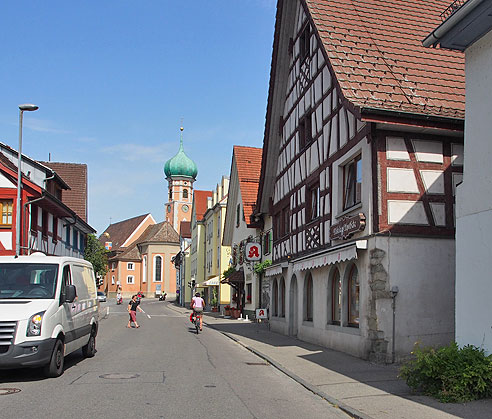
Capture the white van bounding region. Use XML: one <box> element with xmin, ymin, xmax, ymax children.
<box><xmin>0</xmin><ymin>253</ymin><xmax>99</xmax><ymax>377</ymax></box>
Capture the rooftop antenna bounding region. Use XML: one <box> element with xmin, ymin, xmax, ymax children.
<box><xmin>48</xmin><ymin>152</ymin><xmax>51</xmax><ymax>162</ymax></box>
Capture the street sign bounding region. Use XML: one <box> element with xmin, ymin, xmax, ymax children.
<box><xmin>256</xmin><ymin>308</ymin><xmax>268</xmax><ymax>319</ymax></box>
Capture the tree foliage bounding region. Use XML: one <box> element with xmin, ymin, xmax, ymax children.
<box><xmin>84</xmin><ymin>234</ymin><xmax>109</xmax><ymax>277</ymax></box>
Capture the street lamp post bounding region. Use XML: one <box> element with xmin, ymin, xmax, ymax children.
<box><xmin>16</xmin><ymin>103</ymin><xmax>39</xmax><ymax>257</ymax></box>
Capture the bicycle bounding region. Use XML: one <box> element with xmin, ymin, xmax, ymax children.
<box><xmin>193</xmin><ymin>310</ymin><xmax>202</xmax><ymax>334</ymax></box>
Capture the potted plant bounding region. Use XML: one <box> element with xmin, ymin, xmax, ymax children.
<box><xmin>231</xmin><ymin>307</ymin><xmax>241</xmax><ymax>319</ymax></box>
<box><xmin>211</xmin><ymin>296</ymin><xmax>218</xmax><ymax>312</ymax></box>
<box><xmin>224</xmin><ymin>305</ymin><xmax>231</xmax><ymax>316</ymax></box>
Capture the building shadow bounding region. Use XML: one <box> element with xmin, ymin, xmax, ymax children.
<box><xmin>206</xmin><ymin>319</ymin><xmax>492</xmax><ymax>419</ymax></box>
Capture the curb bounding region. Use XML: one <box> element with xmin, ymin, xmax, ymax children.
<box><xmin>205</xmin><ymin>322</ymin><xmax>372</xmax><ymax>419</ymax></box>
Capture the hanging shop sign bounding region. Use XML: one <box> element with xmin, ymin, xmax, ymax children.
<box><xmin>245</xmin><ymin>242</ymin><xmax>262</xmax><ymax>262</ymax></box>
<box><xmin>238</xmin><ymin>242</ymin><xmax>245</xmax><ymax>265</ymax></box>
<box><xmin>330</xmin><ymin>213</ymin><xmax>366</xmax><ymax>240</ymax></box>
<box><xmin>105</xmin><ymin>241</ymin><xmax>112</xmax><ymax>251</ymax></box>
<box><xmin>232</xmin><ymin>244</ymin><xmax>238</xmax><ymax>266</ymax></box>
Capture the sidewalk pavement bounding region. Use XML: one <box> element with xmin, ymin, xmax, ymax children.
<box><xmin>169</xmin><ymin>303</ymin><xmax>492</xmax><ymax>419</ymax></box>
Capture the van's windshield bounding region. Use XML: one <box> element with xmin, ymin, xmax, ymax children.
<box><xmin>0</xmin><ymin>263</ymin><xmax>59</xmax><ymax>299</ymax></box>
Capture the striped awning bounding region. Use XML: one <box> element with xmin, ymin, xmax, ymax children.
<box><xmin>293</xmin><ymin>244</ymin><xmax>358</xmax><ymax>273</ymax></box>
<box><xmin>264</xmin><ymin>264</ymin><xmax>283</xmax><ymax>277</ymax></box>
<box><xmin>202</xmin><ymin>276</ymin><xmax>220</xmax><ymax>286</ymax></box>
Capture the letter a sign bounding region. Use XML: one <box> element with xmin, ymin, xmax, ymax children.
<box><xmin>245</xmin><ymin>243</ymin><xmax>262</xmax><ymax>262</ymax></box>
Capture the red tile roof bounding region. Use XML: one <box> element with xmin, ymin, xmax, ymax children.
<box><xmin>99</xmin><ymin>214</ymin><xmax>150</xmax><ymax>251</ymax></box>
<box><xmin>194</xmin><ymin>190</ymin><xmax>213</xmax><ymax>221</ymax></box>
<box><xmin>234</xmin><ymin>146</ymin><xmax>262</xmax><ymax>223</ymax></box>
<box><xmin>42</xmin><ymin>162</ymin><xmax>88</xmax><ymax>222</ymax></box>
<box><xmin>136</xmin><ymin>221</ymin><xmax>180</xmax><ymax>244</ymax></box>
<box><xmin>306</xmin><ymin>0</ymin><xmax>465</xmax><ymax>119</ymax></box>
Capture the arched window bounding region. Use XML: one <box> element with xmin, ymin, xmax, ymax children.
<box><xmin>347</xmin><ymin>265</ymin><xmax>359</xmax><ymax>327</ymax></box>
<box><xmin>169</xmin><ymin>188</ymin><xmax>173</xmax><ymax>200</ymax></box>
<box><xmin>304</xmin><ymin>273</ymin><xmax>313</xmax><ymax>321</ymax></box>
<box><xmin>279</xmin><ymin>277</ymin><xmax>286</xmax><ymax>318</ymax></box>
<box><xmin>272</xmin><ymin>279</ymin><xmax>278</xmax><ymax>317</ymax></box>
<box><xmin>154</xmin><ymin>255</ymin><xmax>162</xmax><ymax>282</ymax></box>
<box><xmin>183</xmin><ymin>189</ymin><xmax>188</xmax><ymax>199</ymax></box>
<box><xmin>331</xmin><ymin>268</ymin><xmax>342</xmax><ymax>325</ymax></box>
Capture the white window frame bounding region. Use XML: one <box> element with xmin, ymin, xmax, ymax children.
<box><xmin>142</xmin><ymin>256</ymin><xmax>147</xmax><ymax>283</ymax></box>
<box><xmin>127</xmin><ymin>262</ymin><xmax>134</xmax><ymax>271</ymax></box>
<box><xmin>127</xmin><ymin>275</ymin><xmax>134</xmax><ymax>284</ymax></box>
<box><xmin>112</xmin><ymin>262</ymin><xmax>116</xmax><ymax>271</ymax></box>
<box><xmin>153</xmin><ymin>255</ymin><xmax>163</xmax><ymax>282</ymax></box>
<box><xmin>342</xmin><ymin>154</ymin><xmax>362</xmax><ymax>211</ymax></box>
<box><xmin>111</xmin><ymin>275</ymin><xmax>115</xmax><ymax>285</ymax></box>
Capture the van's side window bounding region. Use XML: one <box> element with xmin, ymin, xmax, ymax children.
<box><xmin>63</xmin><ymin>265</ymin><xmax>72</xmax><ymax>287</ymax></box>
<box><xmin>60</xmin><ymin>265</ymin><xmax>72</xmax><ymax>305</ymax></box>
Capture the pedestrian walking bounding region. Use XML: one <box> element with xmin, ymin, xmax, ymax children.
<box><xmin>127</xmin><ymin>295</ymin><xmax>143</xmax><ymax>328</ymax></box>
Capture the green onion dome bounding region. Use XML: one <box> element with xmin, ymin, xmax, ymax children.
<box><xmin>164</xmin><ymin>129</ymin><xmax>198</xmax><ymax>180</ymax></box>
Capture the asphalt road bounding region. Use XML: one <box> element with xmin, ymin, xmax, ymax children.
<box><xmin>0</xmin><ymin>300</ymin><xmax>349</xmax><ymax>419</ymax></box>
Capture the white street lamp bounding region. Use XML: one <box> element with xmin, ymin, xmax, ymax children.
<box><xmin>16</xmin><ymin>103</ymin><xmax>39</xmax><ymax>257</ymax></box>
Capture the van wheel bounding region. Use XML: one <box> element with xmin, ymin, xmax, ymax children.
<box><xmin>44</xmin><ymin>339</ymin><xmax>64</xmax><ymax>378</ymax></box>
<box><xmin>82</xmin><ymin>330</ymin><xmax>96</xmax><ymax>358</ymax></box>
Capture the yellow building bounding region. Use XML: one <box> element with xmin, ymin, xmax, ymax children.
<box><xmin>189</xmin><ymin>190</ymin><xmax>212</xmax><ymax>305</ymax></box>
<box><xmin>201</xmin><ymin>176</ymin><xmax>231</xmax><ymax>309</ymax></box>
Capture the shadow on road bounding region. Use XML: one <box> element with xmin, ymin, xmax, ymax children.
<box><xmin>0</xmin><ymin>349</ymin><xmax>88</xmax><ymax>382</ymax></box>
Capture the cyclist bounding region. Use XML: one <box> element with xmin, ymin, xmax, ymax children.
<box><xmin>190</xmin><ymin>292</ymin><xmax>205</xmax><ymax>331</ymax></box>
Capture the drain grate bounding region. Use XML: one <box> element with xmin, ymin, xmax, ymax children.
<box><xmin>204</xmin><ymin>385</ymin><xmax>216</xmax><ymax>388</ymax></box>
<box><xmin>99</xmin><ymin>373</ymin><xmax>140</xmax><ymax>380</ymax></box>
<box><xmin>245</xmin><ymin>362</ymin><xmax>268</xmax><ymax>366</ymax></box>
<box><xmin>0</xmin><ymin>388</ymin><xmax>21</xmax><ymax>396</ymax></box>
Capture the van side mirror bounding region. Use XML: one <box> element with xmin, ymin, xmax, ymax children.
<box><xmin>65</xmin><ymin>285</ymin><xmax>77</xmax><ymax>303</ymax></box>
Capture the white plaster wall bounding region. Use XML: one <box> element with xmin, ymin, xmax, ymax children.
<box><xmin>270</xmin><ymin>235</ymin><xmax>455</xmax><ymax>360</ymax></box>
<box><xmin>0</xmin><ymin>173</ymin><xmax>15</xmax><ymax>188</ymax></box>
<box><xmin>376</xmin><ymin>236</ymin><xmax>455</xmax><ymax>355</ymax></box>
<box><xmin>456</xmin><ymin>29</ymin><xmax>492</xmax><ymax>353</ymax></box>
<box><xmin>0</xmin><ymin>231</ymin><xmax>12</xmax><ymax>250</ymax></box>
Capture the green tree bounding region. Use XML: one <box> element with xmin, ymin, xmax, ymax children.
<box><xmin>84</xmin><ymin>234</ymin><xmax>109</xmax><ymax>278</ymax></box>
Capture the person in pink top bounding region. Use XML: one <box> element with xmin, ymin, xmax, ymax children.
<box><xmin>190</xmin><ymin>292</ymin><xmax>205</xmax><ymax>331</ymax></box>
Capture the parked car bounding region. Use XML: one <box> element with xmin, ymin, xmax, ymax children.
<box><xmin>97</xmin><ymin>291</ymin><xmax>107</xmax><ymax>302</ymax></box>
<box><xmin>0</xmin><ymin>253</ymin><xmax>99</xmax><ymax>377</ymax></box>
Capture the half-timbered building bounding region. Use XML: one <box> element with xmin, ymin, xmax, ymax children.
<box><xmin>0</xmin><ymin>143</ymin><xmax>95</xmax><ymax>257</ymax></box>
<box><xmin>222</xmin><ymin>146</ymin><xmax>263</xmax><ymax>318</ymax></box>
<box><xmin>255</xmin><ymin>0</ymin><xmax>465</xmax><ymax>361</ymax></box>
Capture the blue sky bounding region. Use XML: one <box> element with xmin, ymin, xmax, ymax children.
<box><xmin>0</xmin><ymin>1</ymin><xmax>276</xmax><ymax>234</ymax></box>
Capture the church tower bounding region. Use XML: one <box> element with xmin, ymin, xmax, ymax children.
<box><xmin>164</xmin><ymin>127</ymin><xmax>198</xmax><ymax>233</ymax></box>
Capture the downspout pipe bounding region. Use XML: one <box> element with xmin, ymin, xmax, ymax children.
<box><xmin>390</xmin><ymin>286</ymin><xmax>399</xmax><ymax>363</ymax></box>
<box><xmin>22</xmin><ymin>195</ymin><xmax>48</xmax><ymax>255</ymax></box>
<box><xmin>423</xmin><ymin>0</ymin><xmax>484</xmax><ymax>47</ymax></box>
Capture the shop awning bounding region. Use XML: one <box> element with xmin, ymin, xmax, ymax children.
<box><xmin>200</xmin><ymin>276</ymin><xmax>220</xmax><ymax>287</ymax></box>
<box><xmin>264</xmin><ymin>263</ymin><xmax>285</xmax><ymax>277</ymax></box>
<box><xmin>292</xmin><ymin>243</ymin><xmax>360</xmax><ymax>273</ymax></box>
